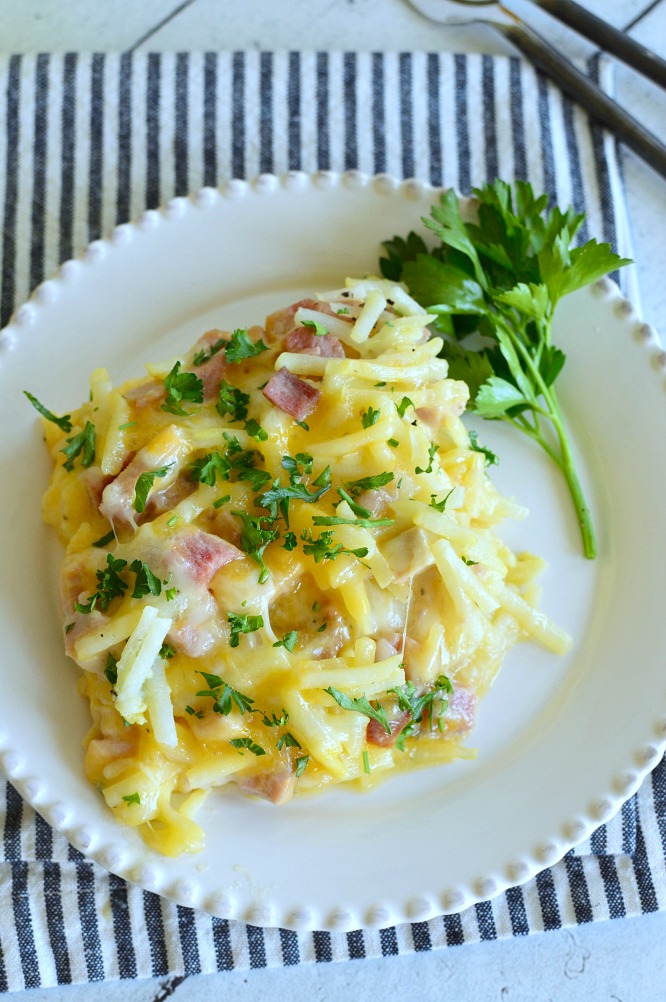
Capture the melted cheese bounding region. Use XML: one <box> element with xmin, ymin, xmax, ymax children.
<box><xmin>40</xmin><ymin>279</ymin><xmax>570</xmax><ymax>857</ymax></box>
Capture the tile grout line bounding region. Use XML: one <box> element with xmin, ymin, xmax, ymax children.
<box><xmin>127</xmin><ymin>0</ymin><xmax>198</xmax><ymax>52</ymax></box>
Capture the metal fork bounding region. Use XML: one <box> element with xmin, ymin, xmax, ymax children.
<box><xmin>406</xmin><ymin>0</ymin><xmax>666</xmax><ymax>179</ymax></box>
<box><xmin>445</xmin><ymin>0</ymin><xmax>666</xmax><ymax>87</ymax></box>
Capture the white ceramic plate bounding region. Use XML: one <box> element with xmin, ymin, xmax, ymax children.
<box><xmin>1</xmin><ymin>172</ymin><xmax>665</xmax><ymax>932</ymax></box>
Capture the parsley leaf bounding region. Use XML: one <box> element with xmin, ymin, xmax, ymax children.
<box><xmin>74</xmin><ymin>554</ymin><xmax>128</xmax><ymax>613</ymax></box>
<box><xmin>301</xmin><ymin>319</ymin><xmax>329</xmax><ymax>336</ymax></box>
<box><xmin>415</xmin><ymin>442</ymin><xmax>439</xmax><ymax>475</ymax></box>
<box><xmin>324</xmin><ymin>686</ymin><xmax>391</xmax><ymax>734</ymax></box>
<box><xmin>232</xmin><ymin>511</ymin><xmax>279</xmax><ymax>583</ymax></box>
<box><xmin>468</xmin><ymin>430</ymin><xmax>499</xmax><ymax>466</ymax></box>
<box><xmin>227</xmin><ymin>611</ymin><xmax>264</xmax><ymax>647</ymax></box>
<box><xmin>24</xmin><ymin>391</ymin><xmax>72</xmax><ymax>432</ymax></box>
<box><xmin>273</xmin><ymin>630</ymin><xmax>299</xmax><ymax>653</ymax></box>
<box><xmin>344</xmin><ymin>472</ymin><xmax>394</xmax><ymax>496</ymax></box>
<box><xmin>130</xmin><ymin>559</ymin><xmax>162</xmax><ymax>599</ymax></box>
<box><xmin>61</xmin><ymin>421</ymin><xmax>96</xmax><ymax>471</ymax></box>
<box><xmin>92</xmin><ymin>529</ymin><xmax>115</xmax><ymax>548</ymax></box>
<box><xmin>361</xmin><ymin>406</ymin><xmax>380</xmax><ymax>429</ymax></box>
<box><xmin>430</xmin><ymin>488</ymin><xmax>455</xmax><ymax>512</ymax></box>
<box><xmin>300</xmin><ymin>529</ymin><xmax>368</xmax><ymax>564</ymax></box>
<box><xmin>216</xmin><ymin>381</ymin><xmax>250</xmax><ymax>422</ymax></box>
<box><xmin>295</xmin><ymin>754</ymin><xmax>309</xmax><ymax>777</ymax></box>
<box><xmin>162</xmin><ymin>361</ymin><xmax>204</xmax><ymax>416</ymax></box>
<box><xmin>104</xmin><ymin>653</ymin><xmax>118</xmax><ymax>686</ymax></box>
<box><xmin>396</xmin><ymin>396</ymin><xmax>415</xmax><ymax>419</ymax></box>
<box><xmin>195</xmin><ymin>672</ymin><xmax>255</xmax><ymax>715</ymax></box>
<box><xmin>225</xmin><ymin>328</ymin><xmax>268</xmax><ymax>363</ymax></box>
<box><xmin>133</xmin><ymin>464</ymin><xmax>173</xmax><ymax>513</ymax></box>
<box><xmin>312</xmin><ymin>515</ymin><xmax>394</xmax><ymax>528</ymax></box>
<box><xmin>190</xmin><ymin>451</ymin><xmax>230</xmax><ymax>487</ymax></box>
<box><xmin>122</xmin><ymin>792</ymin><xmax>141</xmax><ymax>805</ymax></box>
<box><xmin>193</xmin><ymin>337</ymin><xmax>226</xmax><ymax>366</ymax></box>
<box><xmin>159</xmin><ymin>642</ymin><xmax>176</xmax><ymax>659</ymax></box>
<box><xmin>243</xmin><ymin>417</ymin><xmax>268</xmax><ymax>441</ymax></box>
<box><xmin>276</xmin><ymin>731</ymin><xmax>301</xmax><ymax>750</ymax></box>
<box><xmin>230</xmin><ymin>737</ymin><xmax>265</xmax><ymax>756</ymax></box>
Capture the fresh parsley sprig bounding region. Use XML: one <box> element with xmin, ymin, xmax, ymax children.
<box><xmin>24</xmin><ymin>391</ymin><xmax>72</xmax><ymax>432</ymax></box>
<box><xmin>162</xmin><ymin>362</ymin><xmax>204</xmax><ymax>416</ymax></box>
<box><xmin>381</xmin><ymin>180</ymin><xmax>631</xmax><ymax>558</ymax></box>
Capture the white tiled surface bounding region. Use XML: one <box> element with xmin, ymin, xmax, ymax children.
<box><xmin>1</xmin><ymin>1</ymin><xmax>665</xmax><ymax>999</ymax></box>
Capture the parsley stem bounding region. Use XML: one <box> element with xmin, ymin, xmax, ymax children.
<box><xmin>501</xmin><ymin>320</ymin><xmax>596</xmax><ymax>560</ymax></box>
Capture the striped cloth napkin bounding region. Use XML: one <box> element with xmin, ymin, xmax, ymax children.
<box><xmin>0</xmin><ymin>51</ymin><xmax>663</xmax><ymax>992</ymax></box>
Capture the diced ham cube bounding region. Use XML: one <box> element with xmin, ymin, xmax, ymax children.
<box><xmin>191</xmin><ymin>329</ymin><xmax>230</xmax><ymax>401</ymax></box>
<box><xmin>263</xmin><ymin>368</ymin><xmax>321</xmax><ymax>422</ymax></box>
<box><xmin>237</xmin><ymin>768</ymin><xmax>296</xmax><ymax>805</ymax></box>
<box><xmin>123</xmin><ymin>381</ymin><xmax>165</xmax><ymax>409</ymax></box>
<box><xmin>366</xmin><ymin>711</ymin><xmax>411</xmax><ymax>748</ymax></box>
<box><xmin>168</xmin><ymin>529</ymin><xmax>242</xmax><ymax>588</ymax></box>
<box><xmin>446</xmin><ymin>687</ymin><xmax>477</xmax><ymax>733</ymax></box>
<box><xmin>285</xmin><ymin>327</ymin><xmax>345</xmax><ymax>358</ymax></box>
<box><xmin>81</xmin><ymin>466</ymin><xmax>114</xmax><ymax>510</ymax></box>
<box><xmin>265</xmin><ymin>298</ymin><xmax>322</xmax><ymax>340</ymax></box>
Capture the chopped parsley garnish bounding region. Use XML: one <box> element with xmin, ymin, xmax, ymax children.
<box><xmin>336</xmin><ymin>487</ymin><xmax>371</xmax><ymax>518</ymax></box>
<box><xmin>415</xmin><ymin>442</ymin><xmax>439</xmax><ymax>475</ymax></box>
<box><xmin>387</xmin><ymin>438</ymin><xmax>399</xmax><ymax>448</ymax></box>
<box><xmin>276</xmin><ymin>732</ymin><xmax>301</xmax><ymax>750</ymax></box>
<box><xmin>390</xmin><ymin>676</ymin><xmax>453</xmax><ymax>743</ymax></box>
<box><xmin>301</xmin><ymin>529</ymin><xmax>368</xmax><ymax>564</ymax></box>
<box><xmin>273</xmin><ymin>630</ymin><xmax>299</xmax><ymax>653</ymax></box>
<box><xmin>212</xmin><ymin>494</ymin><xmax>231</xmax><ymax>509</ymax></box>
<box><xmin>225</xmin><ymin>328</ymin><xmax>268</xmax><ymax>363</ymax></box>
<box><xmin>216</xmin><ymin>380</ymin><xmax>250</xmax><ymax>422</ymax></box>
<box><xmin>130</xmin><ymin>559</ymin><xmax>162</xmax><ymax>599</ymax></box>
<box><xmin>301</xmin><ymin>319</ymin><xmax>329</xmax><ymax>337</ymax></box>
<box><xmin>324</xmin><ymin>686</ymin><xmax>391</xmax><ymax>734</ymax></box>
<box><xmin>185</xmin><ymin>705</ymin><xmax>203</xmax><ymax>718</ymax></box>
<box><xmin>282</xmin><ymin>531</ymin><xmax>298</xmax><ymax>551</ymax></box>
<box><xmin>230</xmin><ymin>737</ymin><xmax>265</xmax><ymax>756</ymax></box>
<box><xmin>296</xmin><ymin>420</ymin><xmax>309</xmax><ymax>431</ymax></box>
<box><xmin>74</xmin><ymin>554</ymin><xmax>128</xmax><ymax>613</ymax></box>
<box><xmin>190</xmin><ymin>450</ymin><xmax>230</xmax><ymax>487</ymax></box>
<box><xmin>104</xmin><ymin>653</ymin><xmax>118</xmax><ymax>686</ymax></box>
<box><xmin>61</xmin><ymin>421</ymin><xmax>96</xmax><ymax>471</ymax></box>
<box><xmin>165</xmin><ymin>587</ymin><xmax>178</xmax><ymax>601</ymax></box>
<box><xmin>23</xmin><ymin>391</ymin><xmax>72</xmax><ymax>432</ymax></box>
<box><xmin>336</xmin><ymin>307</ymin><xmax>350</xmax><ymax>315</ymax></box>
<box><xmin>468</xmin><ymin>430</ymin><xmax>499</xmax><ymax>467</ymax></box>
<box><xmin>312</xmin><ymin>514</ymin><xmax>394</xmax><ymax>528</ymax></box>
<box><xmin>257</xmin><ymin>478</ymin><xmax>330</xmax><ymax>523</ymax></box>
<box><xmin>122</xmin><ymin>792</ymin><xmax>141</xmax><ymax>805</ymax></box>
<box><xmin>227</xmin><ymin>611</ymin><xmax>264</xmax><ymax>647</ymax></box>
<box><xmin>261</xmin><ymin>709</ymin><xmax>289</xmax><ymax>727</ymax></box>
<box><xmin>118</xmin><ymin>421</ymin><xmax>137</xmax><ymax>431</ymax></box>
<box><xmin>161</xmin><ymin>361</ymin><xmax>204</xmax><ymax>416</ymax></box>
<box><xmin>363</xmin><ymin>750</ymin><xmax>371</xmax><ymax>774</ymax></box>
<box><xmin>133</xmin><ymin>464</ymin><xmax>173</xmax><ymax>513</ymax></box>
<box><xmin>430</xmin><ymin>488</ymin><xmax>455</xmax><ymax>512</ymax></box>
<box><xmin>295</xmin><ymin>755</ymin><xmax>309</xmax><ymax>777</ymax></box>
<box><xmin>396</xmin><ymin>396</ymin><xmax>415</xmax><ymax>419</ymax></box>
<box><xmin>282</xmin><ymin>453</ymin><xmax>314</xmax><ymax>478</ymax></box>
<box><xmin>92</xmin><ymin>529</ymin><xmax>115</xmax><ymax>548</ymax></box>
<box><xmin>374</xmin><ymin>381</ymin><xmax>387</xmax><ymax>387</ymax></box>
<box><xmin>344</xmin><ymin>472</ymin><xmax>394</xmax><ymax>496</ymax></box>
<box><xmin>193</xmin><ymin>337</ymin><xmax>226</xmax><ymax>366</ymax></box>
<box><xmin>232</xmin><ymin>511</ymin><xmax>279</xmax><ymax>583</ymax></box>
<box><xmin>461</xmin><ymin>556</ymin><xmax>478</xmax><ymax>566</ymax></box>
<box><xmin>159</xmin><ymin>642</ymin><xmax>176</xmax><ymax>659</ymax></box>
<box><xmin>361</xmin><ymin>406</ymin><xmax>380</xmax><ymax>429</ymax></box>
<box><xmin>243</xmin><ymin>417</ymin><xmax>268</xmax><ymax>441</ymax></box>
<box><xmin>195</xmin><ymin>671</ymin><xmax>255</xmax><ymax>715</ymax></box>
<box><xmin>167</xmin><ymin>514</ymin><xmax>179</xmax><ymax>527</ymax></box>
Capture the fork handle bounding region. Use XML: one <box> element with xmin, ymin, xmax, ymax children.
<box><xmin>494</xmin><ymin>19</ymin><xmax>666</xmax><ymax>179</ymax></box>
<box><xmin>529</xmin><ymin>0</ymin><xmax>666</xmax><ymax>89</ymax></box>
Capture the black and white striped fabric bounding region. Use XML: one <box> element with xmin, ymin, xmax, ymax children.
<box><xmin>0</xmin><ymin>51</ymin><xmax>660</xmax><ymax>991</ymax></box>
